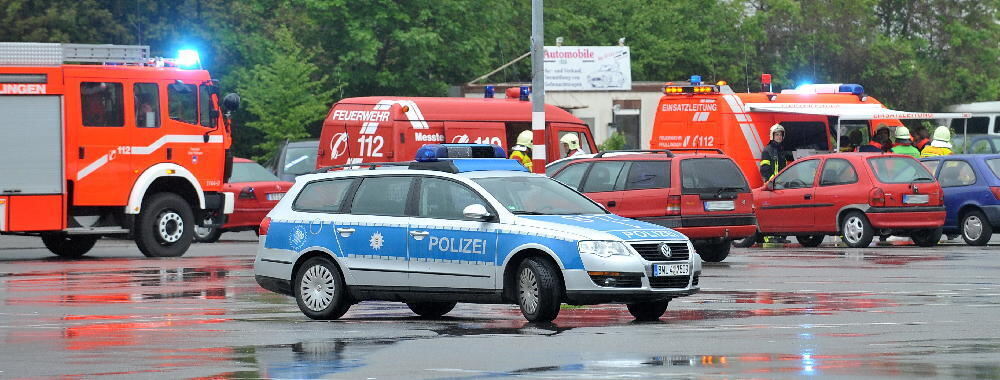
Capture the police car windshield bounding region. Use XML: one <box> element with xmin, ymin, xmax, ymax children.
<box><xmin>473</xmin><ymin>176</ymin><xmax>607</xmax><ymax>215</ymax></box>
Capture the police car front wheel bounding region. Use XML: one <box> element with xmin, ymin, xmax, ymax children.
<box><xmin>516</xmin><ymin>257</ymin><xmax>562</xmax><ymax>322</ymax></box>
<box><xmin>294</xmin><ymin>257</ymin><xmax>351</xmax><ymax>320</ymax></box>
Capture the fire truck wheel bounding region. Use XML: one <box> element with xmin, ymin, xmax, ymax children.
<box><xmin>41</xmin><ymin>234</ymin><xmax>98</xmax><ymax>258</ymax></box>
<box><xmin>194</xmin><ymin>216</ymin><xmax>223</xmax><ymax>243</ymax></box>
<box><xmin>136</xmin><ymin>193</ymin><xmax>194</xmax><ymax>257</ymax></box>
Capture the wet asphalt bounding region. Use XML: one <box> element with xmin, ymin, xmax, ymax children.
<box><xmin>1</xmin><ymin>233</ymin><xmax>999</xmax><ymax>379</ymax></box>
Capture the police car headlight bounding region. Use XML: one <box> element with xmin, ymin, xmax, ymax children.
<box><xmin>578</xmin><ymin>241</ymin><xmax>632</xmax><ymax>258</ymax></box>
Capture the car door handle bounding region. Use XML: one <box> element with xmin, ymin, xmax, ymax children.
<box><xmin>607</xmin><ymin>201</ymin><xmax>617</xmax><ymax>207</ymax></box>
<box><xmin>804</xmin><ymin>194</ymin><xmax>813</xmax><ymax>200</ymax></box>
<box><xmin>336</xmin><ymin>227</ymin><xmax>355</xmax><ymax>237</ymax></box>
<box><xmin>409</xmin><ymin>230</ymin><xmax>429</xmax><ymax>240</ymax></box>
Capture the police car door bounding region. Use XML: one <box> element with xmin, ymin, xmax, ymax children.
<box><xmin>408</xmin><ymin>176</ymin><xmax>498</xmax><ymax>290</ymax></box>
<box><xmin>337</xmin><ymin>175</ymin><xmax>415</xmax><ymax>287</ymax></box>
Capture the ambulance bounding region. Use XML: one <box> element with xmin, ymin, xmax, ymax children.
<box><xmin>0</xmin><ymin>43</ymin><xmax>239</xmax><ymax>258</ymax></box>
<box><xmin>650</xmin><ymin>76</ymin><xmax>969</xmax><ymax>188</ymax></box>
<box><xmin>316</xmin><ymin>88</ymin><xmax>597</xmax><ymax>173</ymax></box>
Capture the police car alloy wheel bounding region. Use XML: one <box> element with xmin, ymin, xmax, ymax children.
<box><xmin>294</xmin><ymin>257</ymin><xmax>351</xmax><ymax>320</ymax></box>
<box><xmin>517</xmin><ymin>257</ymin><xmax>562</xmax><ymax>322</ymax></box>
<box><xmin>135</xmin><ymin>193</ymin><xmax>194</xmax><ymax>257</ymax></box>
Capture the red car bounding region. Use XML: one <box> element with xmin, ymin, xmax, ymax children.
<box><xmin>549</xmin><ymin>150</ymin><xmax>756</xmax><ymax>262</ymax></box>
<box><xmin>751</xmin><ymin>152</ymin><xmax>945</xmax><ymax>248</ymax></box>
<box><xmin>194</xmin><ymin>158</ymin><xmax>293</xmax><ymax>242</ymax></box>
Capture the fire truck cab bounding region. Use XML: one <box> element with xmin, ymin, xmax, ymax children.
<box><xmin>316</xmin><ymin>92</ymin><xmax>597</xmax><ymax>173</ymax></box>
<box><xmin>650</xmin><ymin>78</ymin><xmax>970</xmax><ymax>188</ymax></box>
<box><xmin>0</xmin><ymin>43</ymin><xmax>239</xmax><ymax>258</ymax></box>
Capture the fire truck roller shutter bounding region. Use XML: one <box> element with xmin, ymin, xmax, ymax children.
<box><xmin>125</xmin><ymin>163</ymin><xmax>207</xmax><ymax>214</ymax></box>
<box><xmin>0</xmin><ymin>96</ymin><xmax>63</xmax><ymax>195</ymax></box>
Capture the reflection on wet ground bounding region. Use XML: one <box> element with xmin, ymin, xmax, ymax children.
<box><xmin>1</xmin><ymin>245</ymin><xmax>999</xmax><ymax>378</ymax></box>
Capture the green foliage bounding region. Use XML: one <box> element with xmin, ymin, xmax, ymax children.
<box><xmin>235</xmin><ymin>27</ymin><xmax>336</xmax><ymax>162</ymax></box>
<box><xmin>599</xmin><ymin>132</ymin><xmax>627</xmax><ymax>152</ymax></box>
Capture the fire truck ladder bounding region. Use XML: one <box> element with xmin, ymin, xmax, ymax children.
<box><xmin>0</xmin><ymin>42</ymin><xmax>150</xmax><ymax>66</ymax></box>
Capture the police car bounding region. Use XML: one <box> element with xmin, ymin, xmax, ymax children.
<box><xmin>253</xmin><ymin>144</ymin><xmax>700</xmax><ymax>322</ymax></box>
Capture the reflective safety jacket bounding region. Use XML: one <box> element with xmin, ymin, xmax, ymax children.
<box><xmin>920</xmin><ymin>145</ymin><xmax>953</xmax><ymax>157</ymax></box>
<box><xmin>891</xmin><ymin>144</ymin><xmax>920</xmax><ymax>158</ymax></box>
<box><xmin>510</xmin><ymin>149</ymin><xmax>533</xmax><ymax>171</ymax></box>
<box><xmin>759</xmin><ymin>141</ymin><xmax>787</xmax><ymax>181</ymax></box>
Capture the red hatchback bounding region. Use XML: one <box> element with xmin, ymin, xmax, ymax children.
<box><xmin>752</xmin><ymin>152</ymin><xmax>945</xmax><ymax>248</ymax></box>
<box><xmin>550</xmin><ymin>150</ymin><xmax>756</xmax><ymax>262</ymax></box>
<box><xmin>194</xmin><ymin>158</ymin><xmax>293</xmax><ymax>242</ymax></box>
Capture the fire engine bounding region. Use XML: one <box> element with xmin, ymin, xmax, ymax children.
<box><xmin>0</xmin><ymin>43</ymin><xmax>240</xmax><ymax>258</ymax></box>
<box><xmin>316</xmin><ymin>88</ymin><xmax>597</xmax><ymax>173</ymax></box>
<box><xmin>650</xmin><ymin>75</ymin><xmax>969</xmax><ymax>188</ymax></box>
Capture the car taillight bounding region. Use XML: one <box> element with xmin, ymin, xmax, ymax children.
<box><xmin>666</xmin><ymin>195</ymin><xmax>681</xmax><ymax>215</ymax></box>
<box><xmin>259</xmin><ymin>217</ymin><xmax>271</xmax><ymax>236</ymax></box>
<box><xmin>869</xmin><ymin>187</ymin><xmax>885</xmax><ymax>207</ymax></box>
<box><xmin>239</xmin><ymin>187</ymin><xmax>256</xmax><ymax>199</ymax></box>
<box><xmin>991</xmin><ymin>187</ymin><xmax>1000</xmax><ymax>200</ymax></box>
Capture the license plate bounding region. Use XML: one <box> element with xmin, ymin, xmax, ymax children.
<box><xmin>653</xmin><ymin>263</ymin><xmax>690</xmax><ymax>277</ymax></box>
<box><xmin>704</xmin><ymin>200</ymin><xmax>735</xmax><ymax>211</ymax></box>
<box><xmin>903</xmin><ymin>194</ymin><xmax>928</xmax><ymax>204</ymax></box>
<box><xmin>266</xmin><ymin>193</ymin><xmax>285</xmax><ymax>201</ymax></box>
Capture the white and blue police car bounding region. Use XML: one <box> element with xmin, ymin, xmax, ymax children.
<box><xmin>254</xmin><ymin>144</ymin><xmax>700</xmax><ymax>322</ymax></box>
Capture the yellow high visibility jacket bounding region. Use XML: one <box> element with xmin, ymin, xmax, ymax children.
<box><xmin>920</xmin><ymin>145</ymin><xmax>952</xmax><ymax>158</ymax></box>
<box><xmin>510</xmin><ymin>150</ymin><xmax>533</xmax><ymax>171</ymax></box>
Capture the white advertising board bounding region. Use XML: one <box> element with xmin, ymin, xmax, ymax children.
<box><xmin>543</xmin><ymin>46</ymin><xmax>632</xmax><ymax>91</ymax></box>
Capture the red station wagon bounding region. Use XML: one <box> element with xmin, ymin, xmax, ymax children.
<box><xmin>550</xmin><ymin>150</ymin><xmax>756</xmax><ymax>262</ymax></box>
<box><xmin>752</xmin><ymin>152</ymin><xmax>945</xmax><ymax>248</ymax></box>
<box><xmin>194</xmin><ymin>158</ymin><xmax>293</xmax><ymax>242</ymax></box>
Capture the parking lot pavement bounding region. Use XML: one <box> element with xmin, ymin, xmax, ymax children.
<box><xmin>1</xmin><ymin>237</ymin><xmax>999</xmax><ymax>378</ymax></box>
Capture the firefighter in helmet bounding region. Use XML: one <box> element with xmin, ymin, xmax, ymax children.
<box><xmin>759</xmin><ymin>123</ymin><xmax>789</xmax><ymax>181</ymax></box>
<box><xmin>920</xmin><ymin>126</ymin><xmax>953</xmax><ymax>157</ymax></box>
<box><xmin>510</xmin><ymin>130</ymin><xmax>534</xmax><ymax>171</ymax></box>
<box><xmin>560</xmin><ymin>133</ymin><xmax>584</xmax><ymax>157</ymax></box>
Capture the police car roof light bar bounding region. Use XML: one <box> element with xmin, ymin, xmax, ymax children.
<box><xmin>595</xmin><ymin>149</ymin><xmax>675</xmax><ymax>158</ymax></box>
<box><xmin>415</xmin><ymin>144</ymin><xmax>506</xmax><ymax>162</ymax></box>
<box><xmin>409</xmin><ymin>159</ymin><xmax>528</xmax><ymax>174</ymax></box>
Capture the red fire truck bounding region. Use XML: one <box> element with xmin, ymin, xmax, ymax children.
<box><xmin>0</xmin><ymin>43</ymin><xmax>240</xmax><ymax>258</ymax></box>
<box><xmin>316</xmin><ymin>90</ymin><xmax>597</xmax><ymax>173</ymax></box>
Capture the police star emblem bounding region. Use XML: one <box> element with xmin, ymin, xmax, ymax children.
<box><xmin>369</xmin><ymin>231</ymin><xmax>384</xmax><ymax>250</ymax></box>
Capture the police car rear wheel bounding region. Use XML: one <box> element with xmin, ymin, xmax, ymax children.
<box><xmin>406</xmin><ymin>302</ymin><xmax>457</xmax><ymax>318</ymax></box>
<box><xmin>295</xmin><ymin>257</ymin><xmax>351</xmax><ymax>320</ymax></box>
<box><xmin>41</xmin><ymin>233</ymin><xmax>98</xmax><ymax>258</ymax></box>
<box><xmin>627</xmin><ymin>300</ymin><xmax>670</xmax><ymax>321</ymax></box>
<box><xmin>135</xmin><ymin>193</ymin><xmax>194</xmax><ymax>257</ymax></box>
<box><xmin>517</xmin><ymin>257</ymin><xmax>562</xmax><ymax>322</ymax></box>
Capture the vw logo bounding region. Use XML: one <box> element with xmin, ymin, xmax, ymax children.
<box><xmin>658</xmin><ymin>243</ymin><xmax>672</xmax><ymax>258</ymax></box>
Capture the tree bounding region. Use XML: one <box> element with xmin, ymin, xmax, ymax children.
<box><xmin>236</xmin><ymin>27</ymin><xmax>336</xmax><ymax>162</ymax></box>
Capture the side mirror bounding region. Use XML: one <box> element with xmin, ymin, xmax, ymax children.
<box><xmin>463</xmin><ymin>204</ymin><xmax>492</xmax><ymax>221</ymax></box>
<box><xmin>222</xmin><ymin>93</ymin><xmax>241</xmax><ymax>113</ymax></box>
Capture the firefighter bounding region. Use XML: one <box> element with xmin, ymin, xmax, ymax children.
<box><xmin>912</xmin><ymin>126</ymin><xmax>931</xmax><ymax>151</ymax></box>
<box><xmin>560</xmin><ymin>133</ymin><xmax>584</xmax><ymax>157</ymax></box>
<box><xmin>857</xmin><ymin>126</ymin><xmax>890</xmax><ymax>152</ymax></box>
<box><xmin>920</xmin><ymin>126</ymin><xmax>954</xmax><ymax>157</ymax></box>
<box><xmin>890</xmin><ymin>126</ymin><xmax>920</xmax><ymax>158</ymax></box>
<box><xmin>759</xmin><ymin>123</ymin><xmax>788</xmax><ymax>181</ymax></box>
<box><xmin>510</xmin><ymin>130</ymin><xmax>534</xmax><ymax>171</ymax></box>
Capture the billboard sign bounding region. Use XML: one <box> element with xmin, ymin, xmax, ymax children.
<box><xmin>543</xmin><ymin>46</ymin><xmax>631</xmax><ymax>91</ymax></box>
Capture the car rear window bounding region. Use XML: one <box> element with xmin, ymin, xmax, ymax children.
<box><xmin>625</xmin><ymin>160</ymin><xmax>670</xmax><ymax>190</ymax></box>
<box><xmin>230</xmin><ymin>161</ymin><xmax>280</xmax><ymax>183</ymax></box>
<box><xmin>680</xmin><ymin>158</ymin><xmax>749</xmax><ymax>194</ymax></box>
<box><xmin>988</xmin><ymin>159</ymin><xmax>1000</xmax><ymax>180</ymax></box>
<box><xmin>868</xmin><ymin>156</ymin><xmax>935</xmax><ymax>184</ymax></box>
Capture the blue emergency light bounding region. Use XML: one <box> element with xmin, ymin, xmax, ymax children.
<box><xmin>519</xmin><ymin>86</ymin><xmax>530</xmax><ymax>101</ymax></box>
<box><xmin>177</xmin><ymin>49</ymin><xmax>201</xmax><ymax>69</ymax></box>
<box><xmin>690</xmin><ymin>75</ymin><xmax>702</xmax><ymax>85</ymax></box>
<box><xmin>838</xmin><ymin>83</ymin><xmax>865</xmax><ymax>95</ymax></box>
<box><xmin>412</xmin><ymin>144</ymin><xmax>525</xmax><ymax>173</ymax></box>
<box><xmin>485</xmin><ymin>85</ymin><xmax>495</xmax><ymax>98</ymax></box>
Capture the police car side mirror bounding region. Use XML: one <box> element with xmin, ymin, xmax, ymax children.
<box><xmin>222</xmin><ymin>93</ymin><xmax>241</xmax><ymax>113</ymax></box>
<box><xmin>463</xmin><ymin>204</ymin><xmax>492</xmax><ymax>221</ymax></box>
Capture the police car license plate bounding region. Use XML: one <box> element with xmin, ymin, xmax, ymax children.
<box><xmin>903</xmin><ymin>194</ymin><xmax>928</xmax><ymax>204</ymax></box>
<box><xmin>704</xmin><ymin>200</ymin><xmax>734</xmax><ymax>211</ymax></box>
<box><xmin>653</xmin><ymin>263</ymin><xmax>690</xmax><ymax>277</ymax></box>
<box><xmin>266</xmin><ymin>193</ymin><xmax>285</xmax><ymax>201</ymax></box>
